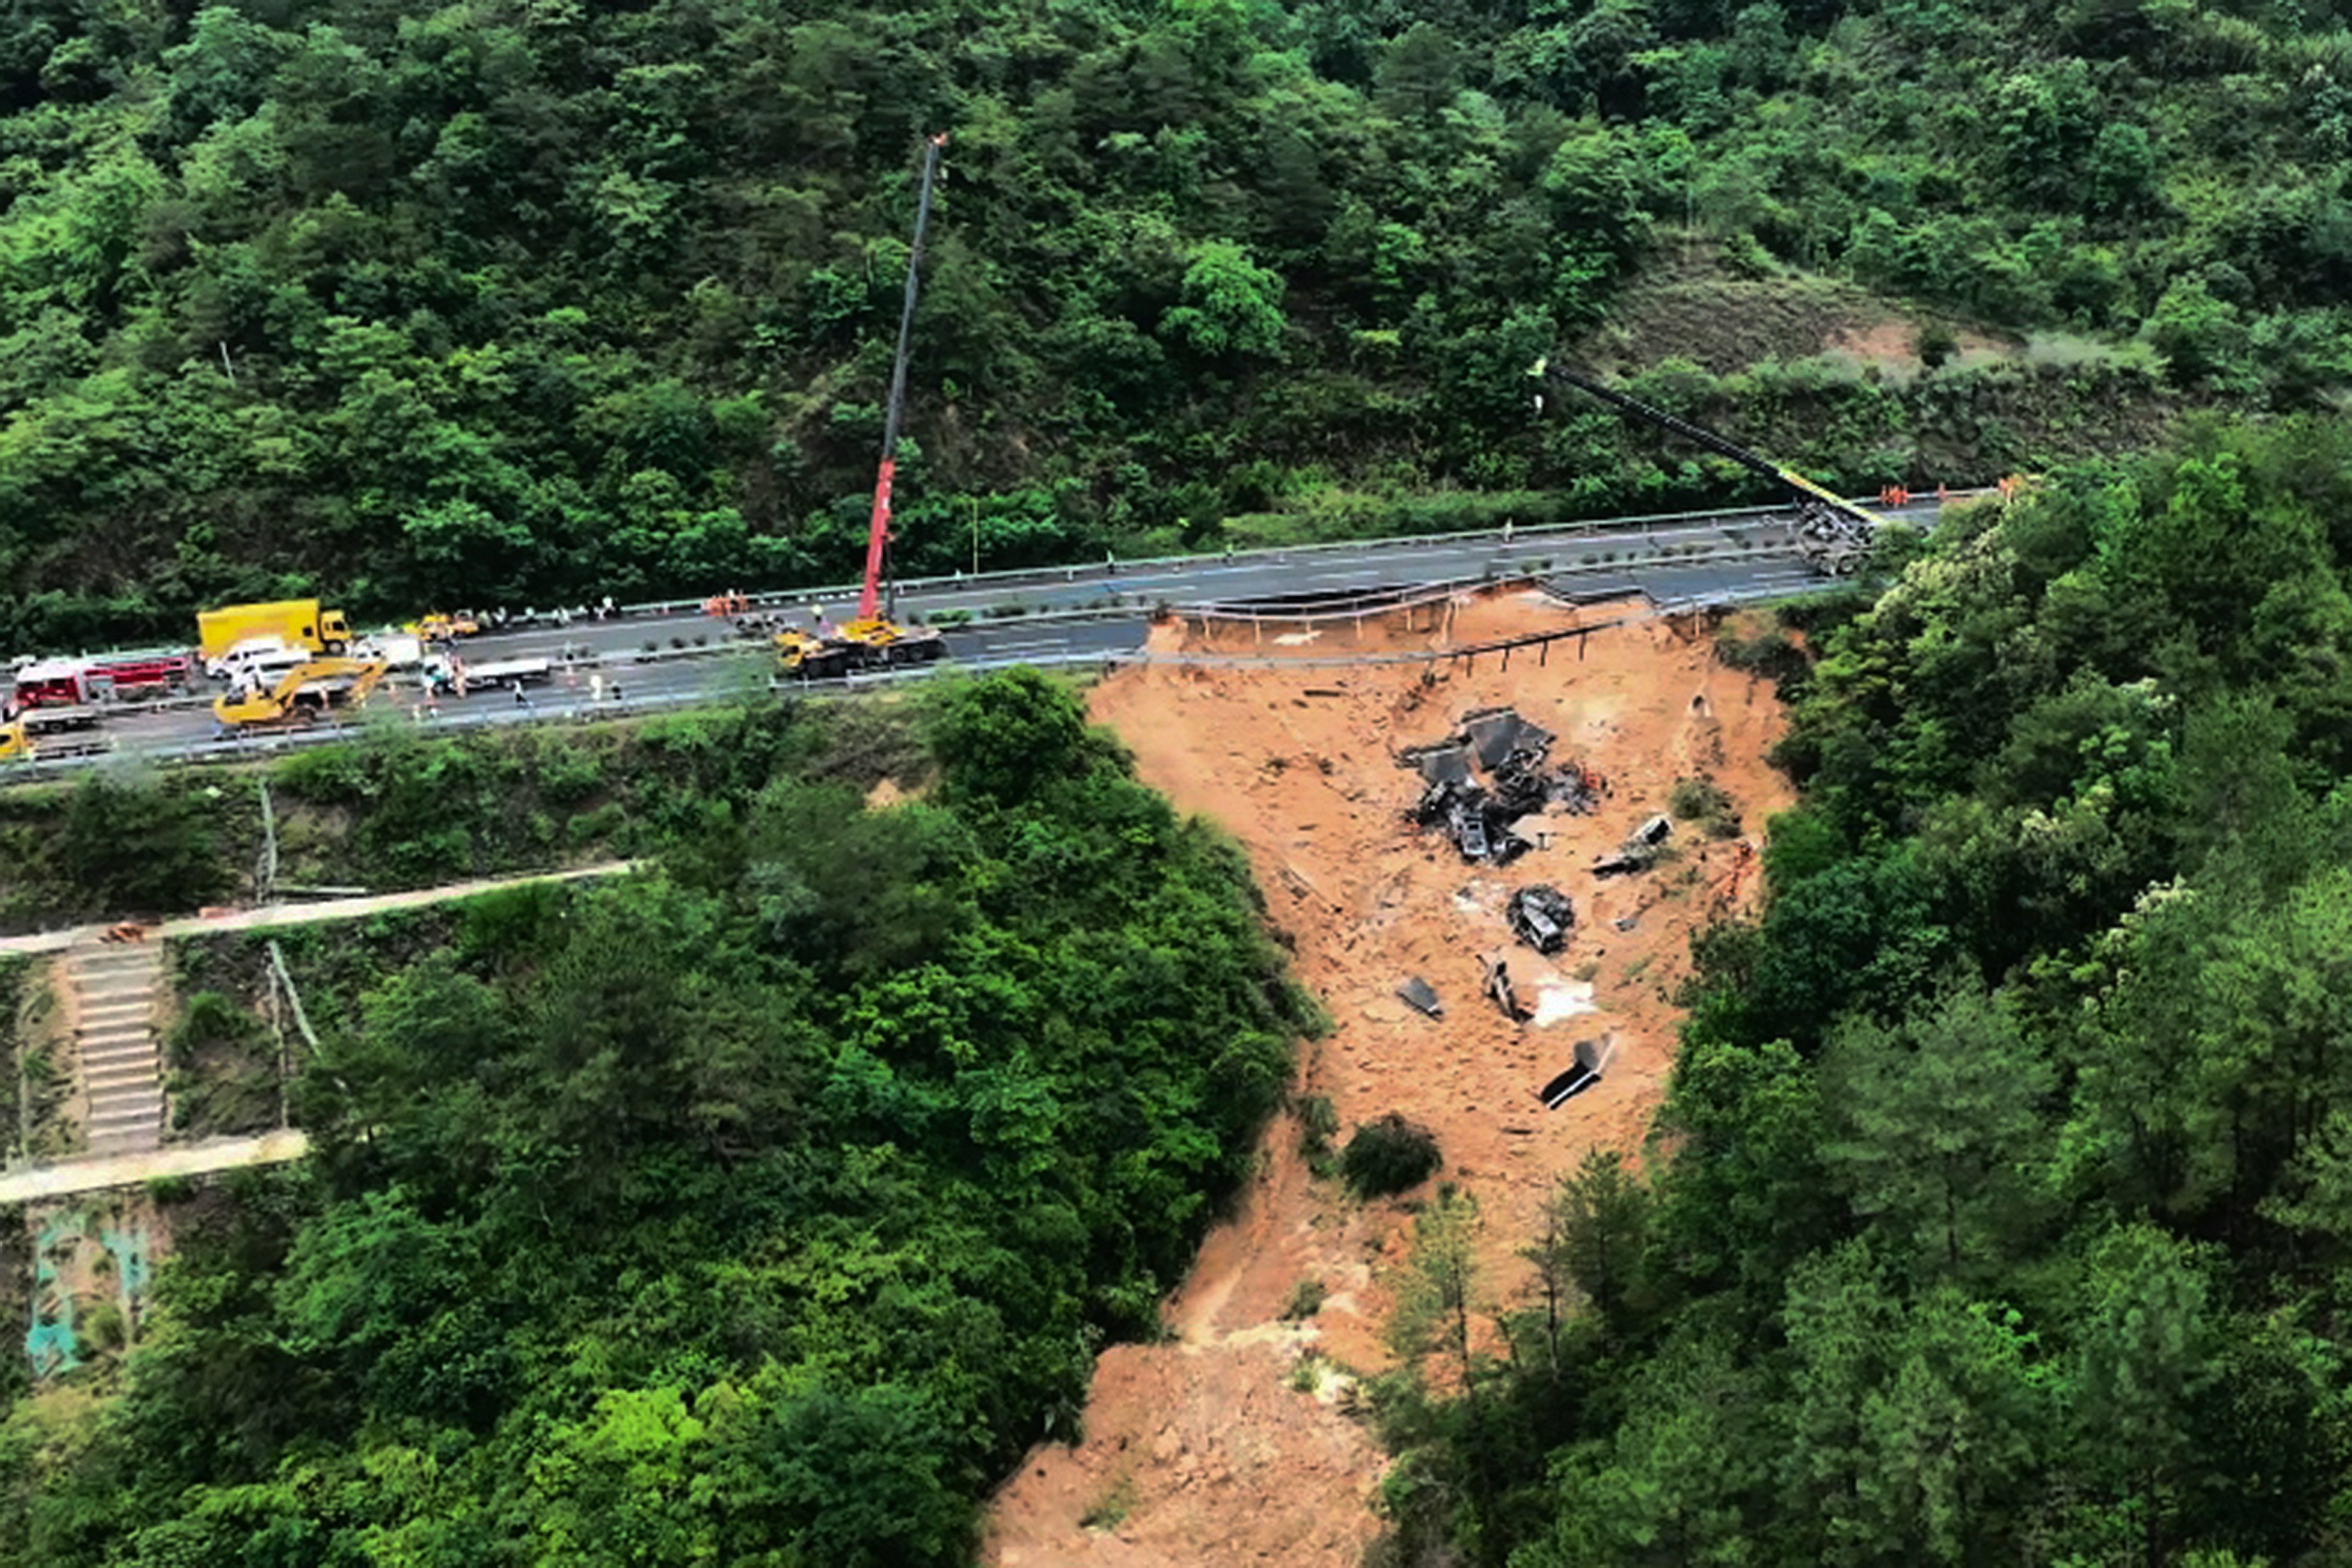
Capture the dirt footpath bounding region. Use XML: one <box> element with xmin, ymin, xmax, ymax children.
<box><xmin>982</xmin><ymin>590</ymin><xmax>1795</xmax><ymax>1565</ymax></box>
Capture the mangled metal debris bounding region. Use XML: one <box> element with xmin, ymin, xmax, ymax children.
<box><xmin>1461</xmin><ymin>707</ymin><xmax>1552</xmax><ymax>771</ymax></box>
<box><xmin>1538</xmin><ymin>1037</ymin><xmax>1613</xmax><ymax>1109</ymax></box>
<box><xmin>1403</xmin><ymin>707</ymin><xmax>1604</xmax><ymax>864</ymax></box>
<box><xmin>1403</xmin><ymin>741</ymin><xmax>1473</xmax><ymax>786</ymax></box>
<box><xmin>1594</xmin><ymin>813</ymin><xmax>1675</xmax><ymax>877</ymax></box>
<box><xmin>1413</xmin><ymin>778</ymin><xmax>1533</xmax><ymax>866</ymax></box>
<box><xmin>1506</xmin><ymin>886</ymin><xmax>1576</xmax><ymax>955</ymax></box>
<box><xmin>1482</xmin><ymin>954</ymin><xmax>1530</xmax><ymax>1022</ymax></box>
<box><xmin>1397</xmin><ymin>976</ymin><xmax>1445</xmax><ymax>1019</ymax></box>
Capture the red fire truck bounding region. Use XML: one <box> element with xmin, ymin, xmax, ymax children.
<box><xmin>13</xmin><ymin>659</ymin><xmax>103</xmax><ymax>708</ymax></box>
<box><xmin>87</xmin><ymin>652</ymin><xmax>194</xmax><ymax>696</ymax></box>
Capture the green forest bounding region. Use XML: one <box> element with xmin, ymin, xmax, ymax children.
<box><xmin>1371</xmin><ymin>420</ymin><xmax>2352</xmax><ymax>1564</ymax></box>
<box><xmin>5</xmin><ymin>0</ymin><xmax>2350</xmax><ymax>647</ymax></box>
<box><xmin>0</xmin><ymin>672</ymin><xmax>1318</xmax><ymax>1564</ymax></box>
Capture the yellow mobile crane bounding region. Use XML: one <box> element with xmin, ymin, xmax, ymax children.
<box><xmin>777</xmin><ymin>135</ymin><xmax>950</xmax><ymax>680</ymax></box>
<box><xmin>213</xmin><ymin>657</ymin><xmax>389</xmax><ymax>728</ymax></box>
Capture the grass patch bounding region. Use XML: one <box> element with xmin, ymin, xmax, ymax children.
<box><xmin>1079</xmin><ymin>1472</ymin><xmax>1139</xmax><ymax>1532</ymax></box>
<box><xmin>164</xmin><ymin>989</ymin><xmax>282</xmax><ymax>1141</ymax></box>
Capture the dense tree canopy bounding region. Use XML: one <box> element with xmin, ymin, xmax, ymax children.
<box><xmin>0</xmin><ymin>672</ymin><xmax>1316</xmax><ymax>1566</ymax></box>
<box><xmin>3</xmin><ymin>0</ymin><xmax>2348</xmax><ymax>648</ymax></box>
<box><xmin>1378</xmin><ymin>418</ymin><xmax>2352</xmax><ymax>1565</ymax></box>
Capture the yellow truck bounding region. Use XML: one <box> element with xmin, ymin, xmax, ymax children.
<box><xmin>0</xmin><ymin>706</ymin><xmax>108</xmax><ymax>763</ymax></box>
<box><xmin>197</xmin><ymin>599</ymin><xmax>353</xmax><ymax>670</ymax></box>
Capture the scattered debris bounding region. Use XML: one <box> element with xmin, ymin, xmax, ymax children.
<box><xmin>1397</xmin><ymin>977</ymin><xmax>1445</xmax><ymax>1019</ymax></box>
<box><xmin>1461</xmin><ymin>706</ymin><xmax>1551</xmax><ymax>770</ymax></box>
<box><xmin>1593</xmin><ymin>813</ymin><xmax>1676</xmax><ymax>877</ymax></box>
<box><xmin>1403</xmin><ymin>742</ymin><xmax>1474</xmax><ymax>786</ymax></box>
<box><xmin>1481</xmin><ymin>954</ymin><xmax>1530</xmax><ymax>1022</ymax></box>
<box><xmin>1403</xmin><ymin>706</ymin><xmax>1603</xmax><ymax>863</ymax></box>
<box><xmin>1538</xmin><ymin>1037</ymin><xmax>1614</xmax><ymax>1109</ymax></box>
<box><xmin>1505</xmin><ymin>886</ymin><xmax>1576</xmax><ymax>954</ymax></box>
<box><xmin>1413</xmin><ymin>778</ymin><xmax>1534</xmax><ymax>865</ymax></box>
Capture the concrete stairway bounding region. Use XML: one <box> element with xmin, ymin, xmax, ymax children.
<box><xmin>67</xmin><ymin>943</ymin><xmax>165</xmax><ymax>1157</ymax></box>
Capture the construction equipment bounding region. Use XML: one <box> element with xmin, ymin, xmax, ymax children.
<box><xmin>212</xmin><ymin>657</ymin><xmax>387</xmax><ymax>728</ymax></box>
<box><xmin>778</xmin><ymin>135</ymin><xmax>950</xmax><ymax>681</ymax></box>
<box><xmin>776</xmin><ymin>614</ymin><xmax>944</xmax><ymax>679</ymax></box>
<box><xmin>0</xmin><ymin>705</ymin><xmax>107</xmax><ymax>763</ymax></box>
<box><xmin>404</xmin><ymin>613</ymin><xmax>480</xmax><ymax>642</ymax></box>
<box><xmin>1532</xmin><ymin>358</ymin><xmax>1885</xmax><ymax>575</ymax></box>
<box><xmin>198</xmin><ymin>599</ymin><xmax>353</xmax><ymax>671</ymax></box>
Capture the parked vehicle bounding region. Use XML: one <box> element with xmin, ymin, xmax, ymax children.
<box><xmin>422</xmin><ymin>653</ymin><xmax>552</xmax><ymax>697</ymax></box>
<box><xmin>86</xmin><ymin>652</ymin><xmax>194</xmax><ymax>696</ymax></box>
<box><xmin>0</xmin><ymin>705</ymin><xmax>107</xmax><ymax>762</ymax></box>
<box><xmin>13</xmin><ymin>659</ymin><xmax>106</xmax><ymax>708</ymax></box>
<box><xmin>197</xmin><ymin>599</ymin><xmax>353</xmax><ymax>672</ymax></box>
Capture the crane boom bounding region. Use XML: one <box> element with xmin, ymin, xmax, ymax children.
<box><xmin>1534</xmin><ymin>358</ymin><xmax>1885</xmax><ymax>575</ymax></box>
<box><xmin>859</xmin><ymin>132</ymin><xmax>949</xmax><ymax>622</ymax></box>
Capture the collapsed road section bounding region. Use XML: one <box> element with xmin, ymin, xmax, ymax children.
<box><xmin>989</xmin><ymin>586</ymin><xmax>1797</xmax><ymax>1566</ymax></box>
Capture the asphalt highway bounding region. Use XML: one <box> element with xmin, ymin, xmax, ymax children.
<box><xmin>19</xmin><ymin>494</ymin><xmax>1953</xmax><ymax>772</ymax></box>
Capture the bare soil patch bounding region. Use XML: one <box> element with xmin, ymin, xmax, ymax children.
<box><xmin>981</xmin><ymin>588</ymin><xmax>1794</xmax><ymax>1565</ymax></box>
<box><xmin>1577</xmin><ymin>247</ymin><xmax>2015</xmax><ymax>377</ymax></box>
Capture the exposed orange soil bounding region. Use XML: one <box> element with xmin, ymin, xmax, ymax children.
<box><xmin>981</xmin><ymin>589</ymin><xmax>1794</xmax><ymax>1566</ymax></box>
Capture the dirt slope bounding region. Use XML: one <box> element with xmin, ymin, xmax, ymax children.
<box><xmin>982</xmin><ymin>588</ymin><xmax>1794</xmax><ymax>1566</ymax></box>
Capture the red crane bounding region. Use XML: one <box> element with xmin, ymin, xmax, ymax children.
<box><xmin>858</xmin><ymin>132</ymin><xmax>948</xmax><ymax>622</ymax></box>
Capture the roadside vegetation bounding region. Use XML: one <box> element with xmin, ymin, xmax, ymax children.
<box><xmin>4</xmin><ymin>0</ymin><xmax>2348</xmax><ymax>646</ymax></box>
<box><xmin>0</xmin><ymin>671</ymin><xmax>1316</xmax><ymax>1565</ymax></box>
<box><xmin>1373</xmin><ymin>416</ymin><xmax>2352</xmax><ymax>1563</ymax></box>
<box><xmin>0</xmin><ymin>693</ymin><xmax>927</xmax><ymax>932</ymax></box>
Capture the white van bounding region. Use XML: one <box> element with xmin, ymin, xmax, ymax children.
<box><xmin>209</xmin><ymin>636</ymin><xmax>302</xmax><ymax>682</ymax></box>
<box><xmin>217</xmin><ymin>640</ymin><xmax>311</xmax><ymax>694</ymax></box>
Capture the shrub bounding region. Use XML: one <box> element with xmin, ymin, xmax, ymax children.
<box><xmin>1669</xmin><ymin>776</ymin><xmax>1744</xmax><ymax>839</ymax></box>
<box><xmin>1297</xmin><ymin>1093</ymin><xmax>1340</xmax><ymax>1157</ymax></box>
<box><xmin>1283</xmin><ymin>1277</ymin><xmax>1328</xmax><ymax>1319</ymax></box>
<box><xmin>1340</xmin><ymin>1113</ymin><xmax>1442</xmax><ymax>1197</ymax></box>
<box><xmin>1714</xmin><ymin>624</ymin><xmax>1811</xmax><ymax>696</ymax></box>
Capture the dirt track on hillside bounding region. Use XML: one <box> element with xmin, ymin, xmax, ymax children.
<box><xmin>981</xmin><ymin>589</ymin><xmax>1795</xmax><ymax>1565</ymax></box>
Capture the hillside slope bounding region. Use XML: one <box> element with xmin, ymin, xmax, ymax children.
<box><xmin>0</xmin><ymin>0</ymin><xmax>2342</xmax><ymax>644</ymax></box>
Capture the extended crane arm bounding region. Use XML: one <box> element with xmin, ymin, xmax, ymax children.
<box><xmin>859</xmin><ymin>133</ymin><xmax>949</xmax><ymax>622</ymax></box>
<box><xmin>1536</xmin><ymin>359</ymin><xmax>1783</xmax><ymax>483</ymax></box>
<box><xmin>1531</xmin><ymin>356</ymin><xmax>1886</xmax><ymax>574</ymax></box>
